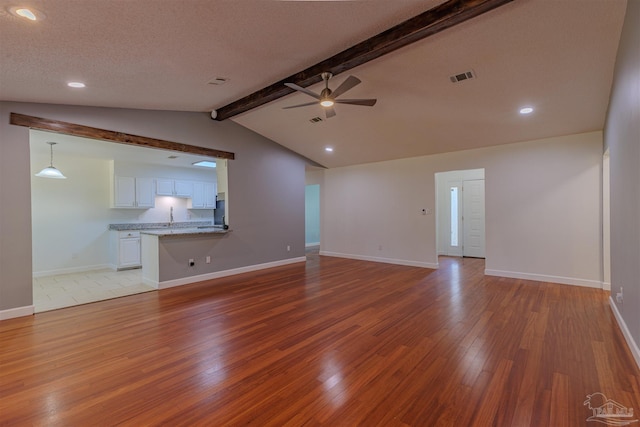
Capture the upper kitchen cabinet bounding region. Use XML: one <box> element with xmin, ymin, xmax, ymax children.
<box><xmin>189</xmin><ymin>181</ymin><xmax>217</xmax><ymax>209</ymax></box>
<box><xmin>113</xmin><ymin>176</ymin><xmax>155</xmax><ymax>208</ymax></box>
<box><xmin>156</xmin><ymin>179</ymin><xmax>193</xmax><ymax>198</ymax></box>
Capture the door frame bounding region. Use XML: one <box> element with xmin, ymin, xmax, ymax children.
<box><xmin>435</xmin><ymin>169</ymin><xmax>486</xmax><ymax>258</ymax></box>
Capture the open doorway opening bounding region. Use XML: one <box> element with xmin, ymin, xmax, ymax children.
<box><xmin>305</xmin><ymin>184</ymin><xmax>320</xmax><ymax>255</ymax></box>
<box><xmin>30</xmin><ymin>130</ymin><xmax>227</xmax><ymax>312</ymax></box>
<box><xmin>435</xmin><ymin>169</ymin><xmax>486</xmax><ymax>258</ymax></box>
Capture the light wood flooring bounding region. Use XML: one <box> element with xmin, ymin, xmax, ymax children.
<box><xmin>2</xmin><ymin>255</ymin><xmax>639</xmax><ymax>426</ymax></box>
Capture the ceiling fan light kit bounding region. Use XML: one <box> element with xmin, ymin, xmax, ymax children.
<box><xmin>283</xmin><ymin>72</ymin><xmax>377</xmax><ymax>119</ymax></box>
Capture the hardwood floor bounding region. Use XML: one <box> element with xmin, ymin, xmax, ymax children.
<box><xmin>1</xmin><ymin>255</ymin><xmax>638</xmax><ymax>426</ymax></box>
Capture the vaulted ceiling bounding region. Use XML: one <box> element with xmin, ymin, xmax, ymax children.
<box><xmin>0</xmin><ymin>0</ymin><xmax>627</xmax><ymax>168</ymax></box>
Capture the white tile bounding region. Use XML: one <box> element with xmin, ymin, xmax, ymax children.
<box><xmin>33</xmin><ymin>269</ymin><xmax>155</xmax><ymax>312</ymax></box>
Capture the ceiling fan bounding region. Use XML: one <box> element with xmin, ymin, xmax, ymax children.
<box><xmin>283</xmin><ymin>72</ymin><xmax>377</xmax><ymax>119</ymax></box>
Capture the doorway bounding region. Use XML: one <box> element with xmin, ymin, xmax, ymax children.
<box><xmin>29</xmin><ymin>129</ymin><xmax>226</xmax><ymax>312</ymax></box>
<box><xmin>305</xmin><ymin>184</ymin><xmax>320</xmax><ymax>253</ymax></box>
<box><xmin>436</xmin><ymin>169</ymin><xmax>486</xmax><ymax>258</ymax></box>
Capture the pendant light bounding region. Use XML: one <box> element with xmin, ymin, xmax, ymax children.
<box><xmin>35</xmin><ymin>142</ymin><xmax>67</xmax><ymax>179</ymax></box>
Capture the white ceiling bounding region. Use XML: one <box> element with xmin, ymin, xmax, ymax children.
<box><xmin>0</xmin><ymin>0</ymin><xmax>627</xmax><ymax>168</ymax></box>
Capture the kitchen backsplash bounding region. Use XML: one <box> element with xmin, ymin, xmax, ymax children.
<box><xmin>110</xmin><ymin>196</ymin><xmax>214</xmax><ymax>224</ymax></box>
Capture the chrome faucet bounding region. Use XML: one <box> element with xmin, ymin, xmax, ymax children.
<box><xmin>170</xmin><ymin>206</ymin><xmax>174</xmax><ymax>227</ymax></box>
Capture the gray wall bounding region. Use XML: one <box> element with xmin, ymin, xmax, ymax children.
<box><xmin>0</xmin><ymin>102</ymin><xmax>306</xmax><ymax>311</ymax></box>
<box><xmin>605</xmin><ymin>0</ymin><xmax>640</xmax><ymax>349</ymax></box>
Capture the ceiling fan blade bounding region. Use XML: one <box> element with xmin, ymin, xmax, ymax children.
<box><xmin>284</xmin><ymin>83</ymin><xmax>320</xmax><ymax>100</ymax></box>
<box><xmin>325</xmin><ymin>106</ymin><xmax>336</xmax><ymax>119</ymax></box>
<box><xmin>335</xmin><ymin>98</ymin><xmax>377</xmax><ymax>107</ymax></box>
<box><xmin>282</xmin><ymin>101</ymin><xmax>320</xmax><ymax>110</ymax></box>
<box><xmin>331</xmin><ymin>75</ymin><xmax>361</xmax><ymax>98</ymax></box>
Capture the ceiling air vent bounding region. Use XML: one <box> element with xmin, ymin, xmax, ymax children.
<box><xmin>208</xmin><ymin>77</ymin><xmax>229</xmax><ymax>85</ymax></box>
<box><xmin>309</xmin><ymin>116</ymin><xmax>323</xmax><ymax>123</ymax></box>
<box><xmin>449</xmin><ymin>70</ymin><xmax>476</xmax><ymax>83</ymax></box>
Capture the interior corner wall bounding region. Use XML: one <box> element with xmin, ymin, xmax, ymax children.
<box><xmin>604</xmin><ymin>0</ymin><xmax>640</xmax><ymax>365</ymax></box>
<box><xmin>321</xmin><ymin>131</ymin><xmax>603</xmax><ymax>285</ymax></box>
<box><xmin>0</xmin><ymin>102</ymin><xmax>307</xmax><ymax>313</ymax></box>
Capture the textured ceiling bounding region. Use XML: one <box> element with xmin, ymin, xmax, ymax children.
<box><xmin>0</xmin><ymin>0</ymin><xmax>627</xmax><ymax>168</ymax></box>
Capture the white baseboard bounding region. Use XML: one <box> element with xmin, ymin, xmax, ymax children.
<box><xmin>602</xmin><ymin>281</ymin><xmax>611</xmax><ymax>291</ymax></box>
<box><xmin>484</xmin><ymin>269</ymin><xmax>602</xmax><ymax>289</ymax></box>
<box><xmin>609</xmin><ymin>296</ymin><xmax>640</xmax><ymax>370</ymax></box>
<box><xmin>33</xmin><ymin>264</ymin><xmax>113</xmax><ymax>278</ymax></box>
<box><xmin>153</xmin><ymin>257</ymin><xmax>307</xmax><ymax>290</ymax></box>
<box><xmin>319</xmin><ymin>251</ymin><xmax>439</xmax><ymax>269</ymax></box>
<box><xmin>305</xmin><ymin>242</ymin><xmax>320</xmax><ymax>248</ymax></box>
<box><xmin>0</xmin><ymin>305</ymin><xmax>34</xmax><ymax>321</ymax></box>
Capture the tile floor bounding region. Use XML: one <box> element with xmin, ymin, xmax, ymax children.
<box><xmin>33</xmin><ymin>268</ymin><xmax>156</xmax><ymax>313</ymax></box>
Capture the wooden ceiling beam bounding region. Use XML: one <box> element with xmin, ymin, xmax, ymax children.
<box><xmin>10</xmin><ymin>112</ymin><xmax>235</xmax><ymax>159</ymax></box>
<box><xmin>213</xmin><ymin>0</ymin><xmax>513</xmax><ymax>121</ymax></box>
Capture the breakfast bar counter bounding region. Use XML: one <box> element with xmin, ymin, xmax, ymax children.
<box><xmin>140</xmin><ymin>226</ymin><xmax>230</xmax><ymax>288</ymax></box>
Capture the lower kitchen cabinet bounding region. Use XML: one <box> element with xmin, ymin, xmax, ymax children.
<box><xmin>110</xmin><ymin>231</ymin><xmax>141</xmax><ymax>270</ymax></box>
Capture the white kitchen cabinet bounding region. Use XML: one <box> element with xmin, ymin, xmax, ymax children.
<box><xmin>110</xmin><ymin>231</ymin><xmax>141</xmax><ymax>270</ymax></box>
<box><xmin>136</xmin><ymin>178</ymin><xmax>155</xmax><ymax>207</ymax></box>
<box><xmin>175</xmin><ymin>180</ymin><xmax>193</xmax><ymax>197</ymax></box>
<box><xmin>156</xmin><ymin>179</ymin><xmax>193</xmax><ymax>197</ymax></box>
<box><xmin>190</xmin><ymin>181</ymin><xmax>205</xmax><ymax>208</ymax></box>
<box><xmin>204</xmin><ymin>182</ymin><xmax>217</xmax><ymax>208</ymax></box>
<box><xmin>114</xmin><ymin>176</ymin><xmax>155</xmax><ymax>208</ymax></box>
<box><xmin>156</xmin><ymin>179</ymin><xmax>174</xmax><ymax>196</ymax></box>
<box><xmin>188</xmin><ymin>181</ymin><xmax>217</xmax><ymax>209</ymax></box>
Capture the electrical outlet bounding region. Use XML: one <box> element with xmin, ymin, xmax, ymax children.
<box><xmin>616</xmin><ymin>286</ymin><xmax>623</xmax><ymax>304</ymax></box>
<box><xmin>287</xmin><ymin>245</ymin><xmax>291</xmax><ymax>252</ymax></box>
<box><xmin>189</xmin><ymin>258</ymin><xmax>195</xmax><ymax>267</ymax></box>
<box><xmin>206</xmin><ymin>256</ymin><xmax>211</xmax><ymax>264</ymax></box>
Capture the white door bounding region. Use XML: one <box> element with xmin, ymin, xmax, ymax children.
<box><xmin>462</xmin><ymin>179</ymin><xmax>485</xmax><ymax>258</ymax></box>
<box><xmin>447</xmin><ymin>181</ymin><xmax>463</xmax><ymax>257</ymax></box>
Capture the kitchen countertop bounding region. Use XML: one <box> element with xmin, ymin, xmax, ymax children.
<box><xmin>140</xmin><ymin>226</ymin><xmax>230</xmax><ymax>236</ymax></box>
<box><xmin>109</xmin><ymin>221</ymin><xmax>217</xmax><ymax>231</ymax></box>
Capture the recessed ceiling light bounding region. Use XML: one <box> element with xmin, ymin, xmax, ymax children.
<box><xmin>193</xmin><ymin>160</ymin><xmax>217</xmax><ymax>168</ymax></box>
<box><xmin>325</xmin><ymin>147</ymin><xmax>334</xmax><ymax>152</ymax></box>
<box><xmin>67</xmin><ymin>82</ymin><xmax>86</xmax><ymax>88</ymax></box>
<box><xmin>8</xmin><ymin>6</ymin><xmax>44</xmax><ymax>21</ymax></box>
<box><xmin>519</xmin><ymin>107</ymin><xmax>534</xmax><ymax>115</ymax></box>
